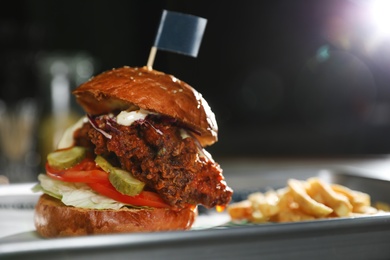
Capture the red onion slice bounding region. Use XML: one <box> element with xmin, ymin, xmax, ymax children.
<box><xmin>106</xmin><ymin>119</ymin><xmax>121</xmax><ymax>134</ymax></box>
<box><xmin>138</xmin><ymin>119</ymin><xmax>163</xmax><ymax>135</ymax></box>
<box><xmin>87</xmin><ymin>114</ymin><xmax>112</xmax><ymax>139</ymax></box>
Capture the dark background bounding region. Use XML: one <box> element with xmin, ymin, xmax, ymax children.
<box><xmin>2</xmin><ymin>0</ymin><xmax>390</xmax><ymax>158</ymax></box>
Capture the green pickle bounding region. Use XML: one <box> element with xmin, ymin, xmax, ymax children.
<box><xmin>47</xmin><ymin>146</ymin><xmax>87</xmax><ymax>169</ymax></box>
<box><xmin>95</xmin><ymin>155</ymin><xmax>145</xmax><ymax>196</ymax></box>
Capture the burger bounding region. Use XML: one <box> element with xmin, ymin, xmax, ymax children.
<box><xmin>33</xmin><ymin>66</ymin><xmax>233</xmax><ymax>237</ymax></box>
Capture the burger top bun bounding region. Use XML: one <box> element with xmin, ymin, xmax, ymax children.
<box><xmin>72</xmin><ymin>66</ymin><xmax>218</xmax><ymax>147</ymax></box>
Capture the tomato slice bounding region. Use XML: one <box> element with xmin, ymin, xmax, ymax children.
<box><xmin>88</xmin><ymin>182</ymin><xmax>170</xmax><ymax>208</ymax></box>
<box><xmin>46</xmin><ymin>158</ymin><xmax>110</xmax><ymax>184</ymax></box>
<box><xmin>45</xmin><ymin>157</ymin><xmax>169</xmax><ymax>208</ymax></box>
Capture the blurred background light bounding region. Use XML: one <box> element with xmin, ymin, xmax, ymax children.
<box><xmin>369</xmin><ymin>0</ymin><xmax>390</xmax><ymax>37</ymax></box>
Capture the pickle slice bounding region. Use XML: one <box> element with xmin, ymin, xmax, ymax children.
<box><xmin>109</xmin><ymin>168</ymin><xmax>145</xmax><ymax>196</ymax></box>
<box><xmin>94</xmin><ymin>155</ymin><xmax>112</xmax><ymax>173</ymax></box>
<box><xmin>47</xmin><ymin>146</ymin><xmax>87</xmax><ymax>170</ymax></box>
<box><xmin>95</xmin><ymin>155</ymin><xmax>145</xmax><ymax>196</ymax></box>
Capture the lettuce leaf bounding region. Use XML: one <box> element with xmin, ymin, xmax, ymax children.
<box><xmin>36</xmin><ymin>174</ymin><xmax>126</xmax><ymax>210</ymax></box>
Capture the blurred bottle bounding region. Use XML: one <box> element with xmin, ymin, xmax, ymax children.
<box><xmin>0</xmin><ymin>20</ymin><xmax>43</xmax><ymax>183</ymax></box>
<box><xmin>36</xmin><ymin>52</ymin><xmax>97</xmax><ymax>170</ymax></box>
<box><xmin>0</xmin><ymin>98</ymin><xmax>39</xmax><ymax>183</ymax></box>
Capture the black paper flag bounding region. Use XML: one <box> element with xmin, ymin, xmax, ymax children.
<box><xmin>154</xmin><ymin>10</ymin><xmax>207</xmax><ymax>57</ymax></box>
<box><xmin>147</xmin><ymin>10</ymin><xmax>207</xmax><ymax>68</ymax></box>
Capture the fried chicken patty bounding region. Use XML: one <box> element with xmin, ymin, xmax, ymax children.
<box><xmin>74</xmin><ymin>115</ymin><xmax>232</xmax><ymax>209</ymax></box>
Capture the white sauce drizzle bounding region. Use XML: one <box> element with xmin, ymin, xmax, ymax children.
<box><xmin>116</xmin><ymin>109</ymin><xmax>149</xmax><ymax>126</ymax></box>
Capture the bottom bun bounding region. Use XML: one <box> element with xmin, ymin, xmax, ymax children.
<box><xmin>34</xmin><ymin>194</ymin><xmax>197</xmax><ymax>238</ymax></box>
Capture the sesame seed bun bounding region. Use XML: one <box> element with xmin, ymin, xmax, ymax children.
<box><xmin>72</xmin><ymin>66</ymin><xmax>218</xmax><ymax>147</ymax></box>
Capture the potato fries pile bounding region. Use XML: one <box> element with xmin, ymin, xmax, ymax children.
<box><xmin>228</xmin><ymin>177</ymin><xmax>386</xmax><ymax>223</ymax></box>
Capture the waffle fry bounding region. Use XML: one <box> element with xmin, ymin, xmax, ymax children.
<box><xmin>248</xmin><ymin>190</ymin><xmax>280</xmax><ymax>222</ymax></box>
<box><xmin>306</xmin><ymin>178</ymin><xmax>352</xmax><ymax>217</ymax></box>
<box><xmin>228</xmin><ymin>177</ymin><xmax>387</xmax><ymax>223</ymax></box>
<box><xmin>288</xmin><ymin>179</ymin><xmax>333</xmax><ymax>217</ymax></box>
<box><xmin>331</xmin><ymin>183</ymin><xmax>370</xmax><ymax>208</ymax></box>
